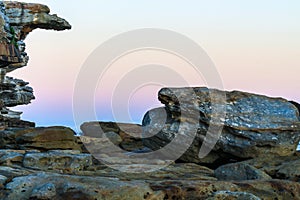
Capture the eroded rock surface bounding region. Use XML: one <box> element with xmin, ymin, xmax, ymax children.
<box><xmin>0</xmin><ymin>1</ymin><xmax>70</xmax><ymax>128</ymax></box>
<box><xmin>143</xmin><ymin>87</ymin><xmax>300</xmax><ymax>164</ymax></box>
<box><xmin>0</xmin><ymin>1</ymin><xmax>300</xmax><ymax>199</ymax></box>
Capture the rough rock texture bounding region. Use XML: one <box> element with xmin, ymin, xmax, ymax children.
<box><xmin>23</xmin><ymin>150</ymin><xmax>93</xmax><ymax>173</ymax></box>
<box><xmin>0</xmin><ymin>126</ymin><xmax>81</xmax><ymax>151</ymax></box>
<box><xmin>0</xmin><ymin>1</ymin><xmax>70</xmax><ymax>128</ymax></box>
<box><xmin>0</xmin><ymin>125</ymin><xmax>298</xmax><ymax>199</ymax></box>
<box><xmin>1</xmin><ymin>1</ymin><xmax>300</xmax><ymax>199</ymax></box>
<box><xmin>214</xmin><ymin>162</ymin><xmax>272</xmax><ymax>181</ymax></box>
<box><xmin>207</xmin><ymin>191</ymin><xmax>261</xmax><ymax>200</ymax></box>
<box><xmin>80</xmin><ymin>121</ymin><xmax>144</xmax><ymax>152</ymax></box>
<box><xmin>243</xmin><ymin>153</ymin><xmax>300</xmax><ymax>182</ymax></box>
<box><xmin>143</xmin><ymin>87</ymin><xmax>300</xmax><ymax>164</ymax></box>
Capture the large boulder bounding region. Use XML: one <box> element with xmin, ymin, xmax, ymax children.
<box><xmin>142</xmin><ymin>87</ymin><xmax>300</xmax><ymax>164</ymax></box>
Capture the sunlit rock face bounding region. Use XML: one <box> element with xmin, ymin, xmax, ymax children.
<box><xmin>0</xmin><ymin>1</ymin><xmax>71</xmax><ymax>128</ymax></box>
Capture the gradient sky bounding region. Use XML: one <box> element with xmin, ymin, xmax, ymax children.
<box><xmin>9</xmin><ymin>0</ymin><xmax>300</xmax><ymax>132</ymax></box>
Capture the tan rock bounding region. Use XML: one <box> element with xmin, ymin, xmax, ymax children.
<box><xmin>15</xmin><ymin>126</ymin><xmax>81</xmax><ymax>151</ymax></box>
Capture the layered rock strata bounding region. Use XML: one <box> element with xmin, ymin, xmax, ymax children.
<box><xmin>0</xmin><ymin>1</ymin><xmax>70</xmax><ymax>128</ymax></box>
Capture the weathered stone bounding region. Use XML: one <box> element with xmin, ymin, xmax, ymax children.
<box><xmin>0</xmin><ymin>149</ymin><xmax>24</xmax><ymax>166</ymax></box>
<box><xmin>80</xmin><ymin>122</ymin><xmax>144</xmax><ymax>152</ymax></box>
<box><xmin>150</xmin><ymin>179</ymin><xmax>300</xmax><ymax>200</ymax></box>
<box><xmin>15</xmin><ymin>126</ymin><xmax>81</xmax><ymax>151</ymax></box>
<box><xmin>143</xmin><ymin>87</ymin><xmax>300</xmax><ymax>164</ymax></box>
<box><xmin>215</xmin><ymin>162</ymin><xmax>272</xmax><ymax>181</ymax></box>
<box><xmin>0</xmin><ymin>77</ymin><xmax>34</xmax><ymax>108</ymax></box>
<box><xmin>243</xmin><ymin>153</ymin><xmax>300</xmax><ymax>182</ymax></box>
<box><xmin>0</xmin><ymin>175</ymin><xmax>7</xmax><ymax>188</ymax></box>
<box><xmin>4</xmin><ymin>172</ymin><xmax>158</xmax><ymax>200</ymax></box>
<box><xmin>30</xmin><ymin>182</ymin><xmax>56</xmax><ymax>200</ymax></box>
<box><xmin>0</xmin><ymin>166</ymin><xmax>32</xmax><ymax>181</ymax></box>
<box><xmin>207</xmin><ymin>191</ymin><xmax>261</xmax><ymax>200</ymax></box>
<box><xmin>23</xmin><ymin>151</ymin><xmax>93</xmax><ymax>174</ymax></box>
<box><xmin>81</xmin><ymin>163</ymin><xmax>217</xmax><ymax>182</ymax></box>
<box><xmin>4</xmin><ymin>1</ymin><xmax>71</xmax><ymax>39</ymax></box>
<box><xmin>0</xmin><ymin>1</ymin><xmax>71</xmax><ymax>128</ymax></box>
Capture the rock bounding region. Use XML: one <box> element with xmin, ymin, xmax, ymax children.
<box><xmin>143</xmin><ymin>87</ymin><xmax>300</xmax><ymax>164</ymax></box>
<box><xmin>215</xmin><ymin>162</ymin><xmax>272</xmax><ymax>181</ymax></box>
<box><xmin>0</xmin><ymin>128</ymin><xmax>28</xmax><ymax>149</ymax></box>
<box><xmin>0</xmin><ymin>1</ymin><xmax>71</xmax><ymax>128</ymax></box>
<box><xmin>0</xmin><ymin>149</ymin><xmax>24</xmax><ymax>166</ymax></box>
<box><xmin>80</xmin><ymin>122</ymin><xmax>144</xmax><ymax>152</ymax></box>
<box><xmin>142</xmin><ymin>107</ymin><xmax>235</xmax><ymax>165</ymax></box>
<box><xmin>275</xmin><ymin>159</ymin><xmax>300</xmax><ymax>182</ymax></box>
<box><xmin>150</xmin><ymin>179</ymin><xmax>300</xmax><ymax>200</ymax></box>
<box><xmin>243</xmin><ymin>153</ymin><xmax>300</xmax><ymax>182</ymax></box>
<box><xmin>4</xmin><ymin>1</ymin><xmax>71</xmax><ymax>39</ymax></box>
<box><xmin>85</xmin><ymin>163</ymin><xmax>217</xmax><ymax>182</ymax></box>
<box><xmin>4</xmin><ymin>172</ymin><xmax>158</xmax><ymax>200</ymax></box>
<box><xmin>0</xmin><ymin>77</ymin><xmax>34</xmax><ymax>107</ymax></box>
<box><xmin>290</xmin><ymin>101</ymin><xmax>300</xmax><ymax>117</ymax></box>
<box><xmin>30</xmin><ymin>182</ymin><xmax>56</xmax><ymax>200</ymax></box>
<box><xmin>0</xmin><ymin>166</ymin><xmax>32</xmax><ymax>181</ymax></box>
<box><xmin>207</xmin><ymin>191</ymin><xmax>261</xmax><ymax>200</ymax></box>
<box><xmin>23</xmin><ymin>151</ymin><xmax>93</xmax><ymax>174</ymax></box>
<box><xmin>15</xmin><ymin>126</ymin><xmax>81</xmax><ymax>151</ymax></box>
<box><xmin>0</xmin><ymin>175</ymin><xmax>7</xmax><ymax>188</ymax></box>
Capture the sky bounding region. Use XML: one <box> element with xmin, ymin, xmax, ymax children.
<box><xmin>9</xmin><ymin>0</ymin><xmax>300</xmax><ymax>132</ymax></box>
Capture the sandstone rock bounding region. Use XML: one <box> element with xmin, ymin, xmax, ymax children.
<box><xmin>15</xmin><ymin>126</ymin><xmax>81</xmax><ymax>151</ymax></box>
<box><xmin>0</xmin><ymin>1</ymin><xmax>71</xmax><ymax>128</ymax></box>
<box><xmin>0</xmin><ymin>166</ymin><xmax>32</xmax><ymax>181</ymax></box>
<box><xmin>214</xmin><ymin>162</ymin><xmax>272</xmax><ymax>181</ymax></box>
<box><xmin>4</xmin><ymin>172</ymin><xmax>158</xmax><ymax>200</ymax></box>
<box><xmin>0</xmin><ymin>77</ymin><xmax>34</xmax><ymax>107</ymax></box>
<box><xmin>143</xmin><ymin>87</ymin><xmax>300</xmax><ymax>164</ymax></box>
<box><xmin>0</xmin><ymin>175</ymin><xmax>7</xmax><ymax>188</ymax></box>
<box><xmin>75</xmin><ymin>162</ymin><xmax>216</xmax><ymax>183</ymax></box>
<box><xmin>23</xmin><ymin>150</ymin><xmax>92</xmax><ymax>174</ymax></box>
<box><xmin>243</xmin><ymin>153</ymin><xmax>300</xmax><ymax>182</ymax></box>
<box><xmin>150</xmin><ymin>179</ymin><xmax>300</xmax><ymax>200</ymax></box>
<box><xmin>0</xmin><ymin>149</ymin><xmax>24</xmax><ymax>166</ymax></box>
<box><xmin>4</xmin><ymin>1</ymin><xmax>71</xmax><ymax>39</ymax></box>
<box><xmin>207</xmin><ymin>191</ymin><xmax>261</xmax><ymax>200</ymax></box>
<box><xmin>80</xmin><ymin>122</ymin><xmax>144</xmax><ymax>152</ymax></box>
<box><xmin>30</xmin><ymin>182</ymin><xmax>56</xmax><ymax>200</ymax></box>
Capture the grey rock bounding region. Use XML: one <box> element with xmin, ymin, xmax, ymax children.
<box><xmin>0</xmin><ymin>166</ymin><xmax>32</xmax><ymax>180</ymax></box>
<box><xmin>215</xmin><ymin>162</ymin><xmax>272</xmax><ymax>181</ymax></box>
<box><xmin>0</xmin><ymin>149</ymin><xmax>24</xmax><ymax>166</ymax></box>
<box><xmin>0</xmin><ymin>174</ymin><xmax>7</xmax><ymax>187</ymax></box>
<box><xmin>143</xmin><ymin>87</ymin><xmax>300</xmax><ymax>164</ymax></box>
<box><xmin>30</xmin><ymin>182</ymin><xmax>56</xmax><ymax>200</ymax></box>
